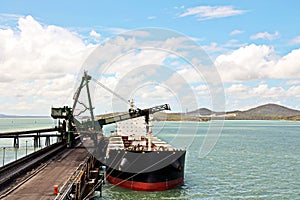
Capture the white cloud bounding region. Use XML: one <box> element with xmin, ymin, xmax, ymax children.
<box><xmin>287</xmin><ymin>85</ymin><xmax>300</xmax><ymax>99</ymax></box>
<box><xmin>286</xmin><ymin>80</ymin><xmax>300</xmax><ymax>85</ymax></box>
<box><xmin>215</xmin><ymin>44</ymin><xmax>274</xmax><ymax>82</ymax></box>
<box><xmin>202</xmin><ymin>42</ymin><xmax>224</xmax><ymax>53</ymax></box>
<box><xmin>250</xmin><ymin>31</ymin><xmax>280</xmax><ymax>40</ymax></box>
<box><xmin>192</xmin><ymin>85</ymin><xmax>210</xmax><ymax>97</ymax></box>
<box><xmin>78</xmin><ymin>35</ymin><xmax>200</xmax><ymax>113</ymax></box>
<box><xmin>0</xmin><ymin>13</ymin><xmax>24</xmax><ymax>22</ymax></box>
<box><xmin>122</xmin><ymin>30</ymin><xmax>151</xmax><ymax>37</ymax></box>
<box><xmin>176</xmin><ymin>67</ymin><xmax>206</xmax><ymax>84</ymax></box>
<box><xmin>178</xmin><ymin>6</ymin><xmax>247</xmax><ymax>20</ymax></box>
<box><xmin>0</xmin><ymin>15</ymin><xmax>96</xmax><ymax>115</ymax></box>
<box><xmin>224</xmin><ymin>39</ymin><xmax>247</xmax><ymax>48</ymax></box>
<box><xmin>89</xmin><ymin>30</ymin><xmax>101</xmax><ymax>38</ymax></box>
<box><xmin>102</xmin><ymin>27</ymin><xmax>128</xmax><ymax>35</ymax></box>
<box><xmin>230</xmin><ymin>29</ymin><xmax>243</xmax><ymax>36</ymax></box>
<box><xmin>147</xmin><ymin>16</ymin><xmax>156</xmax><ymax>20</ymax></box>
<box><xmin>215</xmin><ymin>44</ymin><xmax>300</xmax><ymax>82</ymax></box>
<box><xmin>83</xmin><ymin>32</ymin><xmax>219</xmax><ymax>113</ymax></box>
<box><xmin>272</xmin><ymin>49</ymin><xmax>300</xmax><ymax>78</ymax></box>
<box><xmin>290</xmin><ymin>36</ymin><xmax>300</xmax><ymax>45</ymax></box>
<box><xmin>174</xmin><ymin>5</ymin><xmax>185</xmax><ymax>10</ymax></box>
<box><xmin>226</xmin><ymin>83</ymin><xmax>300</xmax><ymax>101</ymax></box>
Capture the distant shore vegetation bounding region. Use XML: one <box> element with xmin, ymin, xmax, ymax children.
<box><xmin>2</xmin><ymin>103</ymin><xmax>299</xmax><ymax>121</ymax></box>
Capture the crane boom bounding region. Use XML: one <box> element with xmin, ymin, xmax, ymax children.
<box><xmin>51</xmin><ymin>71</ymin><xmax>171</xmax><ymax>147</ymax></box>
<box><xmin>98</xmin><ymin>104</ymin><xmax>170</xmax><ymax>126</ymax></box>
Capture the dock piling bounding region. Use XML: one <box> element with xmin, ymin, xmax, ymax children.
<box><xmin>2</xmin><ymin>147</ymin><xmax>5</xmax><ymax>166</ymax></box>
<box><xmin>45</xmin><ymin>136</ymin><xmax>50</xmax><ymax>146</ymax></box>
<box><xmin>25</xmin><ymin>140</ymin><xmax>28</xmax><ymax>156</ymax></box>
<box><xmin>15</xmin><ymin>148</ymin><xmax>17</xmax><ymax>161</ymax></box>
<box><xmin>13</xmin><ymin>137</ymin><xmax>19</xmax><ymax>148</ymax></box>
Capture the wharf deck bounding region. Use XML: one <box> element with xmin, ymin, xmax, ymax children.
<box><xmin>3</xmin><ymin>146</ymin><xmax>89</xmax><ymax>200</ymax></box>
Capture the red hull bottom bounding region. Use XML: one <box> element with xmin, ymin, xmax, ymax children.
<box><xmin>107</xmin><ymin>175</ymin><xmax>184</xmax><ymax>191</ymax></box>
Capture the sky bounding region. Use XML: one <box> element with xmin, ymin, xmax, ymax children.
<box><xmin>0</xmin><ymin>0</ymin><xmax>299</xmax><ymax>115</ymax></box>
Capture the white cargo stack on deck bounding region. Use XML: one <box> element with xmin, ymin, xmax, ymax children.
<box><xmin>116</xmin><ymin>117</ymin><xmax>146</xmax><ymax>138</ymax></box>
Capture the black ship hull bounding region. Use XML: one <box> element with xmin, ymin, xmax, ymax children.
<box><xmin>105</xmin><ymin>149</ymin><xmax>186</xmax><ymax>191</ymax></box>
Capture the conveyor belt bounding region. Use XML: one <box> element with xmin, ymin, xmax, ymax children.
<box><xmin>0</xmin><ymin>142</ymin><xmax>66</xmax><ymax>190</ymax></box>
<box><xmin>1</xmin><ymin>144</ymin><xmax>89</xmax><ymax>200</ymax></box>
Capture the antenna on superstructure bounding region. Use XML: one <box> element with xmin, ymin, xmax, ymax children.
<box><xmin>129</xmin><ymin>99</ymin><xmax>135</xmax><ymax>113</ymax></box>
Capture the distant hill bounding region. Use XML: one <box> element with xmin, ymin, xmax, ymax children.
<box><xmin>162</xmin><ymin>103</ymin><xmax>300</xmax><ymax>121</ymax></box>
<box><xmin>187</xmin><ymin>108</ymin><xmax>213</xmax><ymax>116</ymax></box>
<box><xmin>233</xmin><ymin>104</ymin><xmax>300</xmax><ymax>120</ymax></box>
<box><xmin>2</xmin><ymin>103</ymin><xmax>299</xmax><ymax>121</ymax></box>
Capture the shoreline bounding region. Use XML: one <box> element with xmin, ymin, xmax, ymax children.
<box><xmin>154</xmin><ymin>118</ymin><xmax>300</xmax><ymax>122</ymax></box>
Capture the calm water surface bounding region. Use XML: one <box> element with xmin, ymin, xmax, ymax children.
<box><xmin>101</xmin><ymin>120</ymin><xmax>300</xmax><ymax>199</ymax></box>
<box><xmin>0</xmin><ymin>118</ymin><xmax>58</xmax><ymax>164</ymax></box>
<box><xmin>0</xmin><ymin>119</ymin><xmax>299</xmax><ymax>199</ymax></box>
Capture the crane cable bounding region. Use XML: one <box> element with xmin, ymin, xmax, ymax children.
<box><xmin>92</xmin><ymin>77</ymin><xmax>137</xmax><ymax>108</ymax></box>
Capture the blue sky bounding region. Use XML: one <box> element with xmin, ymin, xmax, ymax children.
<box><xmin>0</xmin><ymin>1</ymin><xmax>299</xmax><ymax>115</ymax></box>
<box><xmin>1</xmin><ymin>0</ymin><xmax>299</xmax><ymax>51</ymax></box>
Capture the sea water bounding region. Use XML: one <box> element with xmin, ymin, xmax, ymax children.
<box><xmin>0</xmin><ymin>119</ymin><xmax>299</xmax><ymax>199</ymax></box>
<box><xmin>0</xmin><ymin>118</ymin><xmax>58</xmax><ymax>165</ymax></box>
<box><xmin>101</xmin><ymin>120</ymin><xmax>300</xmax><ymax>199</ymax></box>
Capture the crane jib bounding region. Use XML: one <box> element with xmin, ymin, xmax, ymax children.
<box><xmin>98</xmin><ymin>104</ymin><xmax>170</xmax><ymax>126</ymax></box>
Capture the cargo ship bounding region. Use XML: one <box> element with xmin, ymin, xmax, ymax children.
<box><xmin>58</xmin><ymin>72</ymin><xmax>186</xmax><ymax>191</ymax></box>
<box><xmin>104</xmin><ymin>116</ymin><xmax>186</xmax><ymax>191</ymax></box>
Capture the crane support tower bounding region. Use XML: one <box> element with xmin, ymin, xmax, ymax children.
<box><xmin>51</xmin><ymin>71</ymin><xmax>171</xmax><ymax>147</ymax></box>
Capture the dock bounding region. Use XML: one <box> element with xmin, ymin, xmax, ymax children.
<box><xmin>0</xmin><ymin>72</ymin><xmax>156</xmax><ymax>199</ymax></box>
<box><xmin>0</xmin><ymin>105</ymin><xmax>105</xmax><ymax>199</ymax></box>
<box><xmin>2</xmin><ymin>145</ymin><xmax>89</xmax><ymax>200</ymax></box>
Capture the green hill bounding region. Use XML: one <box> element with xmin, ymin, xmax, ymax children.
<box><xmin>234</xmin><ymin>104</ymin><xmax>300</xmax><ymax>120</ymax></box>
<box><xmin>155</xmin><ymin>103</ymin><xmax>300</xmax><ymax>121</ymax></box>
